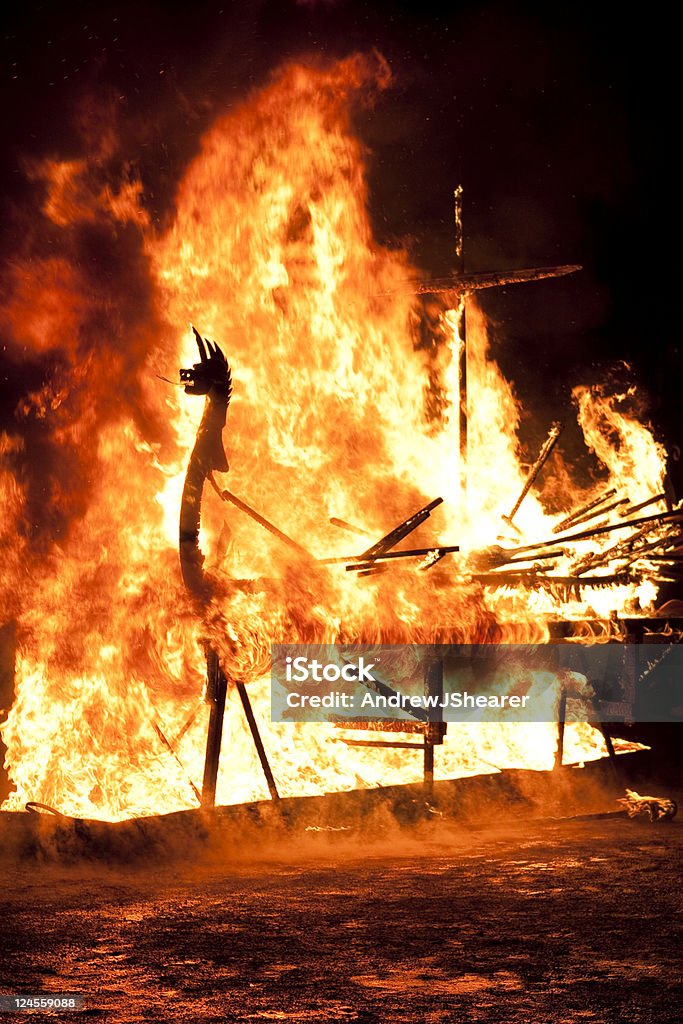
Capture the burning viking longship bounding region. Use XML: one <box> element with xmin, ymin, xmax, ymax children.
<box><xmin>175</xmin><ymin>295</ymin><xmax>682</xmax><ymax>810</ymax></box>
<box><xmin>0</xmin><ymin>56</ymin><xmax>681</xmax><ymax>828</ymax></box>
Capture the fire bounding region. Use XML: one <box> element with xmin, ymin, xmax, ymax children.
<box><xmin>0</xmin><ymin>56</ymin><xmax>668</xmax><ymax>820</ymax></box>
<box><xmin>574</xmin><ymin>383</ymin><xmax>667</xmax><ymax>502</ymax></box>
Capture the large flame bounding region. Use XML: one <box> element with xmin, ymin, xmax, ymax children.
<box><xmin>0</xmin><ymin>56</ymin><xmax>665</xmax><ymax>820</ymax></box>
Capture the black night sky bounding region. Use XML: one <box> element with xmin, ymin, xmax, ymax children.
<box><xmin>1</xmin><ymin>0</ymin><xmax>681</xmax><ymax>487</ymax></box>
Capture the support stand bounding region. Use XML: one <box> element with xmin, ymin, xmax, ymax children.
<box><xmin>201</xmin><ymin>647</ymin><xmax>280</xmax><ymax>808</ymax></box>
<box><xmin>236</xmin><ymin>682</ymin><xmax>280</xmax><ymax>801</ymax></box>
<box><xmin>337</xmin><ymin>658</ymin><xmax>447</xmax><ymax>790</ymax></box>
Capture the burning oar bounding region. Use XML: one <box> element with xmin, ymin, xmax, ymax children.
<box><xmin>467</xmin><ymin>546</ymin><xmax>565</xmax><ymax>573</ymax></box>
<box><xmin>208</xmin><ymin>475</ymin><xmax>315</xmax><ymax>562</ymax></box>
<box><xmin>329</xmin><ymin>517</ymin><xmax>372</xmax><ymax>538</ymax></box>
<box><xmin>501</xmin><ymin>421</ymin><xmax>563</xmax><ymax>536</ymax></box>
<box><xmin>531</xmin><ymin>505</ymin><xmax>683</xmax><ymax>549</ymax></box>
<box><xmin>360</xmin><ymin>498</ymin><xmax>443</xmax><ymax>557</ymax></box>
<box><xmin>552</xmin><ymin>487</ymin><xmax>619</xmax><ymax>534</ymax></box>
<box><xmin>322</xmin><ymin>545</ymin><xmax>461</xmax><ymax>568</ymax></box>
<box><xmin>470</xmin><ymin>505</ymin><xmax>683</xmax><ymax>573</ymax></box>
<box><xmin>210</xmin><ymin>483</ymin><xmax>452</xmax><ymax>571</ymax></box>
<box><xmin>321</xmin><ymin>498</ymin><xmax>459</xmax><ymax>571</ymax></box>
<box><xmin>472</xmin><ymin>571</ymin><xmax>636</xmax><ymax>589</ymax></box>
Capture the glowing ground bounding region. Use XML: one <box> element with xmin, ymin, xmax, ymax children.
<box><xmin>1</xmin><ymin>810</ymin><xmax>681</xmax><ymax>1023</ymax></box>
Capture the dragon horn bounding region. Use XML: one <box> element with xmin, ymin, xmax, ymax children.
<box><xmin>192</xmin><ymin>326</ymin><xmax>209</xmax><ymax>363</ymax></box>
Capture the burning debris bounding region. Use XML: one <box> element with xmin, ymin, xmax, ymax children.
<box><xmin>617</xmin><ymin>789</ymin><xmax>678</xmax><ymax>822</ymax></box>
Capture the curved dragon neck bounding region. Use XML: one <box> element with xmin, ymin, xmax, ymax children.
<box><xmin>179</xmin><ymin>383</ymin><xmax>230</xmax><ymax>602</ymax></box>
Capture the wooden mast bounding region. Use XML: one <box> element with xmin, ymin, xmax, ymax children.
<box><xmin>454</xmin><ymin>186</ymin><xmax>467</xmax><ymax>505</ymax></box>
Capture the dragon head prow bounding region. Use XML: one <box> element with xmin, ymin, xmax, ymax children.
<box><xmin>180</xmin><ymin>326</ymin><xmax>233</xmax><ymax>400</ymax></box>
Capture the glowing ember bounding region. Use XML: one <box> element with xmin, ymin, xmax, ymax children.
<box><xmin>0</xmin><ymin>56</ymin><xmax>670</xmax><ymax>820</ymax></box>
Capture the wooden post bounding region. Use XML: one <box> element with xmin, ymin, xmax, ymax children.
<box><xmin>201</xmin><ymin>647</ymin><xmax>228</xmax><ymax>807</ymax></box>
<box><xmin>202</xmin><ymin>649</ymin><xmax>280</xmax><ymax>806</ymax></box>
<box><xmin>622</xmin><ymin>621</ymin><xmax>644</xmax><ymax>724</ymax></box>
<box><xmin>597</xmin><ymin>722</ymin><xmax>619</xmax><ymax>778</ymax></box>
<box><xmin>423</xmin><ymin>659</ymin><xmax>445</xmax><ymax>793</ymax></box>
<box><xmin>554</xmin><ymin>687</ymin><xmax>567</xmax><ymax>769</ymax></box>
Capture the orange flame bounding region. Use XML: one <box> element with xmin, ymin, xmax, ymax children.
<box><xmin>0</xmin><ymin>57</ymin><xmax>664</xmax><ymax>819</ymax></box>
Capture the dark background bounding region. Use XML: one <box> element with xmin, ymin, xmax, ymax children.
<box><xmin>0</xmin><ymin>0</ymin><xmax>680</xmax><ymax>478</ymax></box>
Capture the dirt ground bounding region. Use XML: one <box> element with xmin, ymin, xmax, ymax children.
<box><xmin>0</xmin><ymin>808</ymin><xmax>681</xmax><ymax>1024</ymax></box>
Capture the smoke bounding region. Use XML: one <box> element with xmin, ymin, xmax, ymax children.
<box><xmin>0</xmin><ymin>115</ymin><xmax>173</xmax><ymax>567</ymax></box>
<box><xmin>0</xmin><ymin>750</ymin><xmax>630</xmax><ymax>869</ymax></box>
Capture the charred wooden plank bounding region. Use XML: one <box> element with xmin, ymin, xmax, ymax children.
<box><xmin>405</xmin><ymin>263</ymin><xmax>582</xmax><ymax>295</ymax></box>
<box><xmin>327</xmin><ymin>545</ymin><xmax>459</xmax><ymax>568</ymax></box>
<box><xmin>339</xmin><ymin>739</ymin><xmax>427</xmax><ymax>750</ymax></box>
<box><xmin>335</xmin><ymin>720</ymin><xmax>426</xmax><ymax>733</ymax></box>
